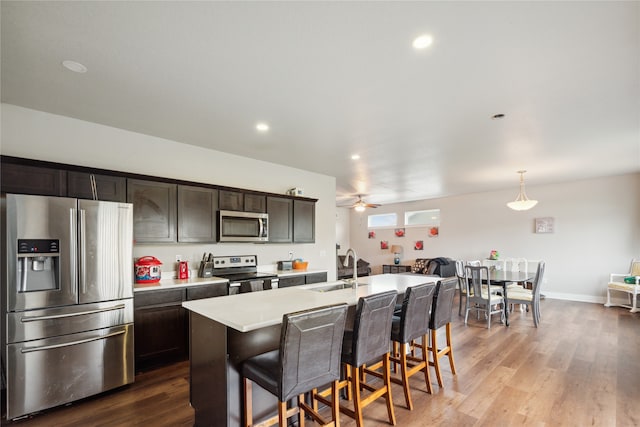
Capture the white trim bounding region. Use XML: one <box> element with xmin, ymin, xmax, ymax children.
<box><xmin>542</xmin><ymin>292</ymin><xmax>606</xmax><ymax>304</ymax></box>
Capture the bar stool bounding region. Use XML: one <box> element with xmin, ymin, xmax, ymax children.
<box><xmin>242</xmin><ymin>303</ymin><xmax>348</xmax><ymax>427</ymax></box>
<box><xmin>427</xmin><ymin>278</ymin><xmax>458</xmax><ymax>387</ymax></box>
<box><xmin>314</xmin><ymin>291</ymin><xmax>398</xmax><ymax>427</ymax></box>
<box><xmin>368</xmin><ymin>283</ymin><xmax>436</xmax><ymax>410</ymax></box>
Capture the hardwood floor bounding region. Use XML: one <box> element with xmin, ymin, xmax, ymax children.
<box><xmin>3</xmin><ymin>298</ymin><xmax>638</xmax><ymax>426</ymax></box>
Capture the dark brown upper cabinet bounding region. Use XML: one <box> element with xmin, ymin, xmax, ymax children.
<box><xmin>1</xmin><ymin>163</ymin><xmax>67</xmax><ymax>196</ymax></box>
<box><xmin>293</xmin><ymin>199</ymin><xmax>315</xmax><ymax>243</ymax></box>
<box><xmin>67</xmin><ymin>171</ymin><xmax>126</xmax><ymax>202</ymax></box>
<box><xmin>244</xmin><ymin>193</ymin><xmax>266</xmax><ymax>213</ymax></box>
<box><xmin>127</xmin><ymin>179</ymin><xmax>177</xmax><ymax>243</ymax></box>
<box><xmin>177</xmin><ymin>185</ymin><xmax>218</xmax><ymax>243</ymax></box>
<box><xmin>219</xmin><ymin>190</ymin><xmax>243</xmax><ymax>211</ymax></box>
<box><xmin>267</xmin><ymin>196</ymin><xmax>293</xmax><ymax>243</ymax></box>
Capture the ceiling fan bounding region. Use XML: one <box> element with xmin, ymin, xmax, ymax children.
<box><xmin>350</xmin><ymin>195</ymin><xmax>381</xmax><ymax>212</ymax></box>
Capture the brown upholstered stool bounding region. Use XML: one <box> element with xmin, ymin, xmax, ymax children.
<box><xmin>242</xmin><ymin>304</ymin><xmax>348</xmax><ymax>427</ymax></box>
<box><xmin>368</xmin><ymin>282</ymin><xmax>436</xmax><ymax>410</ymax></box>
<box><xmin>314</xmin><ymin>291</ymin><xmax>398</xmax><ymax>427</ymax></box>
<box><xmin>414</xmin><ymin>278</ymin><xmax>458</xmax><ymax>387</ymax></box>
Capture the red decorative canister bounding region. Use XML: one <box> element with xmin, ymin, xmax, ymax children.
<box><xmin>178</xmin><ymin>261</ymin><xmax>189</xmax><ymax>279</ymax></box>
<box><xmin>135</xmin><ymin>256</ymin><xmax>162</xmax><ymax>284</ymax></box>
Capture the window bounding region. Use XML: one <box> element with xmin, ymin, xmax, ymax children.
<box><xmin>367</xmin><ymin>213</ymin><xmax>397</xmax><ymax>228</ymax></box>
<box><xmin>404</xmin><ymin>209</ymin><xmax>440</xmax><ymax>227</ymax></box>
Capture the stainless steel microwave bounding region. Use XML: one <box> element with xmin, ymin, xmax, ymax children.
<box><xmin>218</xmin><ymin>210</ymin><xmax>268</xmax><ymax>242</ymax></box>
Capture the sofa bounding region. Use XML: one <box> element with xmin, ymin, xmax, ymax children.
<box><xmin>337</xmin><ymin>255</ymin><xmax>371</xmax><ymax>279</ymax></box>
<box><xmin>410</xmin><ymin>257</ymin><xmax>456</xmax><ymax>278</ymax></box>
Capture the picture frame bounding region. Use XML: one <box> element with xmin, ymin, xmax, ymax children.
<box><xmin>535</xmin><ymin>217</ymin><xmax>555</xmax><ymax>234</ymax></box>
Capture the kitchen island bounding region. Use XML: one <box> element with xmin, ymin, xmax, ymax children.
<box><xmin>182</xmin><ymin>273</ymin><xmax>439</xmax><ymax>427</ymax></box>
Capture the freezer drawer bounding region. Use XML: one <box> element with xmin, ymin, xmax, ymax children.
<box><xmin>5</xmin><ymin>324</ymin><xmax>134</xmax><ymax>420</ymax></box>
<box><xmin>7</xmin><ymin>299</ymin><xmax>133</xmax><ymax>343</ymax></box>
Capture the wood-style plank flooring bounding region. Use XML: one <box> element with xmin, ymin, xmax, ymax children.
<box><xmin>3</xmin><ymin>297</ymin><xmax>639</xmax><ymax>426</ymax></box>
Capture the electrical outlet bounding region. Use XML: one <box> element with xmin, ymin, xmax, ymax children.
<box><xmin>175</xmin><ymin>254</ymin><xmax>181</xmax><ymax>262</ymax></box>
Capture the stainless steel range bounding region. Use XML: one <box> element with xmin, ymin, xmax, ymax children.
<box><xmin>211</xmin><ymin>255</ymin><xmax>278</xmax><ymax>294</ymax></box>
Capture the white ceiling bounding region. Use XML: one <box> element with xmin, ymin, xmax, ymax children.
<box><xmin>2</xmin><ymin>1</ymin><xmax>639</xmax><ymax>207</ymax></box>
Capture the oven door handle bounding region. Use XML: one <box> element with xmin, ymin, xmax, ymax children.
<box><xmin>20</xmin><ymin>304</ymin><xmax>126</xmax><ymax>323</ymax></box>
<box><xmin>20</xmin><ymin>330</ymin><xmax>126</xmax><ymax>353</ymax></box>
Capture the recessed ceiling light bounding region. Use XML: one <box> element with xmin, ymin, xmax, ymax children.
<box><xmin>351</xmin><ymin>154</ymin><xmax>360</xmax><ymax>160</ymax></box>
<box><xmin>256</xmin><ymin>122</ymin><xmax>269</xmax><ymax>132</ymax></box>
<box><xmin>491</xmin><ymin>113</ymin><xmax>506</xmax><ymax>120</ymax></box>
<box><xmin>62</xmin><ymin>60</ymin><xmax>87</xmax><ymax>73</ymax></box>
<box><xmin>412</xmin><ymin>34</ymin><xmax>433</xmax><ymax>50</ymax></box>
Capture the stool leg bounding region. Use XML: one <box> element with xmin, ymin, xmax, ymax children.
<box><xmin>298</xmin><ymin>394</ymin><xmax>306</xmax><ymax>427</ymax></box>
<box><xmin>350</xmin><ymin>366</ymin><xmax>365</xmax><ymax>427</ymax></box>
<box><xmin>399</xmin><ymin>342</ymin><xmax>413</xmax><ymax>410</ymax></box>
<box><xmin>243</xmin><ymin>378</ymin><xmax>253</xmax><ymax>427</ymax></box>
<box><xmin>431</xmin><ymin>329</ymin><xmax>444</xmax><ymax>387</ymax></box>
<box><xmin>446</xmin><ymin>323</ymin><xmax>457</xmax><ymax>375</ymax></box>
<box><xmin>383</xmin><ymin>354</ymin><xmax>397</xmax><ymax>425</ymax></box>
<box><xmin>278</xmin><ymin>400</ymin><xmax>287</xmax><ymax>427</ymax></box>
<box><xmin>345</xmin><ymin>364</ymin><xmax>352</xmax><ymax>401</ymax></box>
<box><xmin>421</xmin><ymin>333</ymin><xmax>433</xmax><ymax>394</ymax></box>
<box><xmin>331</xmin><ymin>380</ymin><xmax>341</xmax><ymax>427</ymax></box>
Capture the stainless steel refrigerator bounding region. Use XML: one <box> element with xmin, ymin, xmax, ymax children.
<box><xmin>1</xmin><ymin>193</ymin><xmax>134</xmax><ymax>420</ymax></box>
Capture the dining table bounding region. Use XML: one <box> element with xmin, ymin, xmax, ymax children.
<box><xmin>487</xmin><ymin>270</ymin><xmax>535</xmax><ymax>326</ymax></box>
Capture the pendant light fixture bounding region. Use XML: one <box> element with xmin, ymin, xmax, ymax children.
<box><xmin>506</xmin><ymin>170</ymin><xmax>538</xmax><ymax>211</ymax></box>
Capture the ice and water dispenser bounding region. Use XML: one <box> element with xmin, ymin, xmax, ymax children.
<box><xmin>17</xmin><ymin>239</ymin><xmax>60</xmax><ymax>292</ymax></box>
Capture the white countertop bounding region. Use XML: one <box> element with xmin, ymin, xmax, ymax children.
<box><xmin>134</xmin><ymin>276</ymin><xmax>228</xmax><ymax>292</ymax></box>
<box><xmin>134</xmin><ymin>269</ymin><xmax>328</xmax><ymax>292</ymax></box>
<box><xmin>182</xmin><ymin>274</ymin><xmax>438</xmax><ymax>332</ymax></box>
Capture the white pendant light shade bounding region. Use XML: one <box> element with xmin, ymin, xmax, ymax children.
<box><xmin>507</xmin><ymin>170</ymin><xmax>538</xmax><ymax>211</ymax></box>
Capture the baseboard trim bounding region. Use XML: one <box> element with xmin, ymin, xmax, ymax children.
<box><xmin>542</xmin><ymin>292</ymin><xmax>606</xmax><ymax>304</ymax></box>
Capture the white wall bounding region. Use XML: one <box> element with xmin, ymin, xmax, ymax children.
<box><xmin>348</xmin><ymin>173</ymin><xmax>640</xmax><ymax>303</ymax></box>
<box><xmin>1</xmin><ymin>104</ymin><xmax>338</xmax><ymax>279</ymax></box>
<box><xmin>335</xmin><ymin>207</ymin><xmax>351</xmax><ymax>255</ymax></box>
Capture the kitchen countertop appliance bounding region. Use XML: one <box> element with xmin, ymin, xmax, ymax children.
<box><xmin>1</xmin><ymin>194</ymin><xmax>134</xmax><ymax>420</ymax></box>
<box><xmin>211</xmin><ymin>255</ymin><xmax>278</xmax><ymax>294</ymax></box>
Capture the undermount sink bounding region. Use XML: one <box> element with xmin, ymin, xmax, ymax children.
<box><xmin>310</xmin><ymin>280</ymin><xmax>358</xmax><ymax>292</ymax></box>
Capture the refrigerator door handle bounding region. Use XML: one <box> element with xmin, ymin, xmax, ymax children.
<box><xmin>70</xmin><ymin>207</ymin><xmax>78</xmax><ymax>292</ymax></box>
<box><xmin>79</xmin><ymin>208</ymin><xmax>86</xmax><ymax>294</ymax></box>
<box><xmin>18</xmin><ymin>258</ymin><xmax>28</xmax><ymax>293</ymax></box>
<box><xmin>20</xmin><ymin>303</ymin><xmax>126</xmax><ymax>322</ymax></box>
<box><xmin>20</xmin><ymin>330</ymin><xmax>126</xmax><ymax>353</ymax></box>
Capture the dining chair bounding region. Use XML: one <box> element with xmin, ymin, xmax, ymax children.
<box><xmin>455</xmin><ymin>260</ymin><xmax>469</xmax><ymax>316</ymax></box>
<box><xmin>604</xmin><ymin>258</ymin><xmax>640</xmax><ymax>313</ymax></box>
<box><xmin>242</xmin><ymin>303</ymin><xmax>348</xmax><ymax>427</ymax></box>
<box><xmin>464</xmin><ymin>265</ymin><xmax>504</xmax><ymax>328</ymax></box>
<box><xmin>314</xmin><ymin>291</ymin><xmax>398</xmax><ymax>427</ymax></box>
<box><xmin>506</xmin><ymin>261</ymin><xmax>546</xmax><ymax>327</ymax></box>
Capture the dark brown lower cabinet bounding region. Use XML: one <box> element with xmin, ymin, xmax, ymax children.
<box><xmin>278</xmin><ymin>272</ymin><xmax>328</xmax><ymax>288</ymax></box>
<box><xmin>278</xmin><ymin>275</ymin><xmax>305</xmax><ymax>288</ymax></box>
<box><xmin>305</xmin><ymin>272</ymin><xmax>328</xmax><ymax>284</ymax></box>
<box><xmin>134</xmin><ymin>289</ymin><xmax>187</xmax><ymax>372</ymax></box>
<box><xmin>134</xmin><ymin>283</ymin><xmax>228</xmax><ymax>372</ymax></box>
